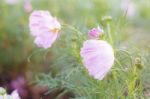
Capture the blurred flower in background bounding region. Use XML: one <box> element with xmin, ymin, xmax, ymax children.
<box><xmin>121</xmin><ymin>0</ymin><xmax>136</xmax><ymax>17</ymax></box>
<box><xmin>24</xmin><ymin>0</ymin><xmax>33</xmax><ymax>13</ymax></box>
<box><xmin>0</xmin><ymin>87</ymin><xmax>20</xmax><ymax>99</ymax></box>
<box><xmin>11</xmin><ymin>76</ymin><xmax>27</xmax><ymax>97</ymax></box>
<box><xmin>5</xmin><ymin>0</ymin><xmax>18</xmax><ymax>5</ymax></box>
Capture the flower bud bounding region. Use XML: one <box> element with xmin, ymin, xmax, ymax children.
<box><xmin>88</xmin><ymin>26</ymin><xmax>104</xmax><ymax>39</ymax></box>
<box><xmin>135</xmin><ymin>57</ymin><xmax>143</xmax><ymax>70</ymax></box>
<box><xmin>101</xmin><ymin>16</ymin><xmax>112</xmax><ymax>23</ymax></box>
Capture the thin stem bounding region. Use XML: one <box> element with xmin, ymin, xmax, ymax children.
<box><xmin>115</xmin><ymin>58</ymin><xmax>122</xmax><ymax>67</ymax></box>
<box><xmin>55</xmin><ymin>89</ymin><xmax>68</xmax><ymax>99</ymax></box>
<box><xmin>62</xmin><ymin>23</ymin><xmax>83</xmax><ymax>35</ymax></box>
<box><xmin>62</xmin><ymin>23</ymin><xmax>85</xmax><ymax>41</ymax></box>
<box><xmin>116</xmin><ymin>49</ymin><xmax>133</xmax><ymax>66</ymax></box>
<box><xmin>27</xmin><ymin>48</ymin><xmax>45</xmax><ymax>62</ymax></box>
<box><xmin>106</xmin><ymin>22</ymin><xmax>113</xmax><ymax>45</ymax></box>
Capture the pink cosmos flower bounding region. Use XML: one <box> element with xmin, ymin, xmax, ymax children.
<box><xmin>88</xmin><ymin>26</ymin><xmax>103</xmax><ymax>39</ymax></box>
<box><xmin>29</xmin><ymin>10</ymin><xmax>61</xmax><ymax>49</ymax></box>
<box><xmin>80</xmin><ymin>40</ymin><xmax>114</xmax><ymax>80</ymax></box>
<box><xmin>5</xmin><ymin>0</ymin><xmax>18</xmax><ymax>5</ymax></box>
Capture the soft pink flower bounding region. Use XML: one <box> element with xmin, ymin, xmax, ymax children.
<box><xmin>80</xmin><ymin>40</ymin><xmax>114</xmax><ymax>80</ymax></box>
<box><xmin>5</xmin><ymin>0</ymin><xmax>18</xmax><ymax>5</ymax></box>
<box><xmin>88</xmin><ymin>26</ymin><xmax>103</xmax><ymax>39</ymax></box>
<box><xmin>29</xmin><ymin>10</ymin><xmax>61</xmax><ymax>49</ymax></box>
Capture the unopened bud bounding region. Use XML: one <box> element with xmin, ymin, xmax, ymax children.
<box><xmin>135</xmin><ymin>57</ymin><xmax>143</xmax><ymax>70</ymax></box>
<box><xmin>101</xmin><ymin>16</ymin><xmax>112</xmax><ymax>23</ymax></box>
<box><xmin>88</xmin><ymin>26</ymin><xmax>104</xmax><ymax>39</ymax></box>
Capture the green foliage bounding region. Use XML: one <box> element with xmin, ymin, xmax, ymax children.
<box><xmin>35</xmin><ymin>22</ymin><xmax>145</xmax><ymax>98</ymax></box>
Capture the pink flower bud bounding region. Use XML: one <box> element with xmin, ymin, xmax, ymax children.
<box><xmin>88</xmin><ymin>26</ymin><xmax>103</xmax><ymax>39</ymax></box>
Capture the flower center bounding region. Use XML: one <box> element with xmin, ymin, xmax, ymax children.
<box><xmin>51</xmin><ymin>28</ymin><xmax>60</xmax><ymax>33</ymax></box>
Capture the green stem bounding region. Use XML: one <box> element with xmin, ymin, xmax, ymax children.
<box><xmin>27</xmin><ymin>48</ymin><xmax>45</xmax><ymax>62</ymax></box>
<box><xmin>106</xmin><ymin>22</ymin><xmax>113</xmax><ymax>45</ymax></box>
<box><xmin>62</xmin><ymin>24</ymin><xmax>83</xmax><ymax>37</ymax></box>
